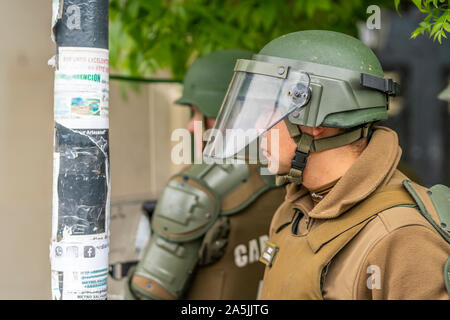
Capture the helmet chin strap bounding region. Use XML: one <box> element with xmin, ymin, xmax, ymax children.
<box><xmin>275</xmin><ymin>119</ymin><xmax>372</xmax><ymax>186</ymax></box>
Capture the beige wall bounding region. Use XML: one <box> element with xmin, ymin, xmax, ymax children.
<box><xmin>109</xmin><ymin>81</ymin><xmax>188</xmax><ymax>202</ymax></box>
<box><xmin>0</xmin><ymin>0</ymin><xmax>188</xmax><ymax>299</ymax></box>
<box><xmin>0</xmin><ymin>0</ymin><xmax>54</xmax><ymax>300</ymax></box>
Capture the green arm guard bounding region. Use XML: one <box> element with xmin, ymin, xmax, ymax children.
<box><xmin>129</xmin><ymin>235</ymin><xmax>201</xmax><ymax>300</ymax></box>
<box><xmin>127</xmin><ymin>163</ymin><xmax>277</xmax><ymax>300</ymax></box>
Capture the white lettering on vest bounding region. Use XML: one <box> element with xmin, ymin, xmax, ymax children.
<box><xmin>234</xmin><ymin>244</ymin><xmax>248</xmax><ymax>268</ymax></box>
<box><xmin>248</xmin><ymin>239</ymin><xmax>260</xmax><ymax>264</ymax></box>
<box><xmin>234</xmin><ymin>235</ymin><xmax>268</xmax><ymax>268</ymax></box>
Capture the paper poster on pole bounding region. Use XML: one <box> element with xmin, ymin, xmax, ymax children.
<box><xmin>50</xmin><ymin>239</ymin><xmax>109</xmax><ymax>300</ymax></box>
<box><xmin>51</xmin><ymin>47</ymin><xmax>110</xmax><ymax>299</ymax></box>
<box><xmin>54</xmin><ymin>47</ymin><xmax>109</xmax><ymax>126</ymax></box>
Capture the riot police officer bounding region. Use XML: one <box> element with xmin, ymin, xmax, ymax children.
<box><xmin>125</xmin><ymin>49</ymin><xmax>286</xmax><ymax>300</ymax></box>
<box><xmin>203</xmin><ymin>31</ymin><xmax>450</xmax><ymax>299</ymax></box>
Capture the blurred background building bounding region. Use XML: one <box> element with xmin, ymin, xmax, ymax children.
<box><xmin>358</xmin><ymin>8</ymin><xmax>450</xmax><ymax>187</ymax></box>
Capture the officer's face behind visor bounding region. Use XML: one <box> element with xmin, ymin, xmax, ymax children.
<box><xmin>203</xmin><ymin>59</ymin><xmax>311</xmax><ymax>163</ymax></box>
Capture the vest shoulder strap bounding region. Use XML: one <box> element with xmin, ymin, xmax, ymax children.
<box><xmin>307</xmin><ymin>185</ymin><xmax>415</xmax><ymax>253</ymax></box>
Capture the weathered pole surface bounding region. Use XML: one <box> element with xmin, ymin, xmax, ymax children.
<box><xmin>49</xmin><ymin>0</ymin><xmax>110</xmax><ymax>300</ymax></box>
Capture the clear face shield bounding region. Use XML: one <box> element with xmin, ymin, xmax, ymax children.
<box><xmin>203</xmin><ymin>59</ymin><xmax>311</xmax><ymax>163</ymax></box>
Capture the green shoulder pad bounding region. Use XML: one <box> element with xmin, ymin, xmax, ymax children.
<box><xmin>152</xmin><ymin>164</ymin><xmax>221</xmax><ymax>242</ymax></box>
<box><xmin>166</xmin><ymin>163</ymin><xmax>279</xmax><ymax>217</ymax></box>
<box><xmin>220</xmin><ymin>165</ymin><xmax>278</xmax><ymax>215</ymax></box>
<box><xmin>152</xmin><ymin>163</ymin><xmax>253</xmax><ymax>241</ymax></box>
<box><xmin>152</xmin><ymin>164</ymin><xmax>278</xmax><ymax>241</ymax></box>
<box><xmin>403</xmin><ymin>180</ymin><xmax>450</xmax><ymax>297</ymax></box>
<box><xmin>180</xmin><ymin>164</ymin><xmax>277</xmax><ymax>216</ymax></box>
<box><xmin>212</xmin><ymin>164</ymin><xmax>278</xmax><ymax>216</ymax></box>
<box><xmin>189</xmin><ymin>163</ymin><xmax>279</xmax><ymax>215</ymax></box>
<box><xmin>429</xmin><ymin>184</ymin><xmax>450</xmax><ymax>234</ymax></box>
<box><xmin>402</xmin><ymin>180</ymin><xmax>450</xmax><ymax>243</ymax></box>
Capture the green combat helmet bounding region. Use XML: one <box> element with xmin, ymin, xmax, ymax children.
<box><xmin>203</xmin><ymin>30</ymin><xmax>400</xmax><ymax>184</ymax></box>
<box><xmin>438</xmin><ymin>84</ymin><xmax>450</xmax><ymax>102</ymax></box>
<box><xmin>175</xmin><ymin>49</ymin><xmax>254</xmax><ymax>118</ymax></box>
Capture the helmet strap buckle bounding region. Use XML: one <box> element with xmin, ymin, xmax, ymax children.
<box><xmin>291</xmin><ymin>150</ymin><xmax>308</xmax><ymax>172</ymax></box>
<box><xmin>276</xmin><ymin>127</ymin><xmax>314</xmax><ymax>186</ymax></box>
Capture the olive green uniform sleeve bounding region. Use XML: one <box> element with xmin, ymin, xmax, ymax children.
<box><xmin>356</xmin><ymin>225</ymin><xmax>450</xmax><ymax>300</ymax></box>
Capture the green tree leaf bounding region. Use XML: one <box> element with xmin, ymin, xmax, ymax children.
<box><xmin>402</xmin><ymin>0</ymin><xmax>450</xmax><ymax>43</ymax></box>
<box><xmin>109</xmin><ymin>0</ymin><xmax>396</xmax><ymax>78</ymax></box>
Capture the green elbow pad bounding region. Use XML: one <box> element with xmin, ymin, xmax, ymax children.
<box><xmin>130</xmin><ymin>235</ymin><xmax>202</xmax><ymax>300</ymax></box>
<box><xmin>128</xmin><ymin>163</ymin><xmax>277</xmax><ymax>299</ymax></box>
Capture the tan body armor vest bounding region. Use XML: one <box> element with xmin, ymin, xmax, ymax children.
<box><xmin>260</xmin><ymin>185</ymin><xmax>416</xmax><ymax>299</ymax></box>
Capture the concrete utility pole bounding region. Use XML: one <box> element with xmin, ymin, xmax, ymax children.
<box><xmin>49</xmin><ymin>0</ymin><xmax>110</xmax><ymax>300</ymax></box>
